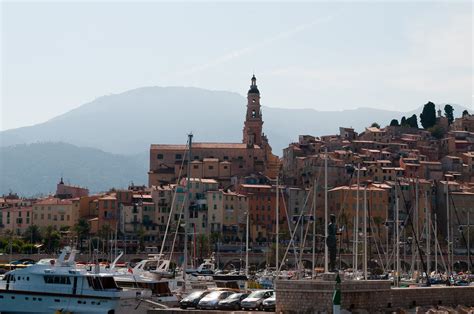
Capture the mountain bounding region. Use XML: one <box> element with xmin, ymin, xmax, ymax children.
<box><xmin>0</xmin><ymin>142</ymin><xmax>147</xmax><ymax>196</ymax></box>
<box><xmin>1</xmin><ymin>86</ymin><xmax>469</xmax><ymax>156</ymax></box>
<box><xmin>1</xmin><ymin>87</ymin><xmax>469</xmax><ymax>196</ymax></box>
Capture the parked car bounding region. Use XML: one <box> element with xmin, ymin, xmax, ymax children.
<box><xmin>241</xmin><ymin>289</ymin><xmax>274</xmax><ymax>311</ymax></box>
<box><xmin>197</xmin><ymin>290</ymin><xmax>234</xmax><ymax>310</ymax></box>
<box><xmin>179</xmin><ymin>290</ymin><xmax>210</xmax><ymax>309</ymax></box>
<box><xmin>218</xmin><ymin>292</ymin><xmax>249</xmax><ymax>310</ymax></box>
<box><xmin>262</xmin><ymin>295</ymin><xmax>276</xmax><ymax>311</ymax></box>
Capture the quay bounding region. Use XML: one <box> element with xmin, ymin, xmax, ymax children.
<box><xmin>148</xmin><ymin>310</ymin><xmax>274</xmax><ymax>314</ymax></box>
<box><xmin>276</xmin><ymin>279</ymin><xmax>474</xmax><ymax>313</ymax></box>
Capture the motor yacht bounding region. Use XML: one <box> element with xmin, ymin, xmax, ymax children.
<box><xmin>0</xmin><ymin>247</ymin><xmax>153</xmax><ymax>314</ymax></box>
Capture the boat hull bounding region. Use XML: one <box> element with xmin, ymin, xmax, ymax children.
<box><xmin>0</xmin><ymin>290</ymin><xmax>148</xmax><ymax>314</ymax></box>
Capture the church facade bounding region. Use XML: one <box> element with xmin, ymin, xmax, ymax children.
<box><xmin>148</xmin><ymin>75</ymin><xmax>279</xmax><ymax>187</ymax></box>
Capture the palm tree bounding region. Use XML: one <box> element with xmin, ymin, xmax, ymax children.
<box><xmin>74</xmin><ymin>219</ymin><xmax>91</xmax><ymax>252</ymax></box>
<box><xmin>41</xmin><ymin>226</ymin><xmax>61</xmax><ymax>253</ymax></box>
<box><xmin>98</xmin><ymin>224</ymin><xmax>112</xmax><ymax>254</ymax></box>
<box><xmin>23</xmin><ymin>225</ymin><xmax>42</xmax><ymax>244</ymax></box>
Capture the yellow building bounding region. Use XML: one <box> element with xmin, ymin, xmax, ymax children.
<box><xmin>32</xmin><ymin>197</ymin><xmax>79</xmax><ymax>230</ymax></box>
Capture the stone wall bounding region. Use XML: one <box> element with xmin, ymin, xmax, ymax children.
<box><xmin>276</xmin><ymin>279</ymin><xmax>474</xmax><ymax>313</ymax></box>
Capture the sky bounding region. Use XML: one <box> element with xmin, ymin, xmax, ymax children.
<box><xmin>1</xmin><ymin>1</ymin><xmax>472</xmax><ymax>131</ymax></box>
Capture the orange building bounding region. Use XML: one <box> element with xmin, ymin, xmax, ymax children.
<box><xmin>238</xmin><ymin>184</ymin><xmax>286</xmax><ymax>243</ymax></box>
<box><xmin>328</xmin><ymin>185</ymin><xmax>390</xmax><ymax>246</ymax></box>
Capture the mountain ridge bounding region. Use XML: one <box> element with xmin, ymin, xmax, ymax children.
<box><xmin>2</xmin><ymin>86</ymin><xmax>468</xmax><ymax>155</ymax></box>
<box><xmin>1</xmin><ymin>86</ymin><xmax>469</xmax><ymax>195</ymax></box>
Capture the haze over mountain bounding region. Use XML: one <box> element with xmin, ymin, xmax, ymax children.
<box><xmin>0</xmin><ymin>86</ymin><xmax>469</xmax><ymax>196</ymax></box>
<box><xmin>1</xmin><ymin>86</ymin><xmax>468</xmax><ymax>155</ymax></box>
<box><xmin>0</xmin><ymin>142</ymin><xmax>147</xmax><ymax>197</ymax></box>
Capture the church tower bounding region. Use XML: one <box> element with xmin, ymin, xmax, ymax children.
<box><xmin>243</xmin><ymin>75</ymin><xmax>264</xmax><ymax>148</ymax></box>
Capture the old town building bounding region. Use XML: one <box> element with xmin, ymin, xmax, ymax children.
<box><xmin>148</xmin><ymin>76</ymin><xmax>279</xmax><ymax>187</ymax></box>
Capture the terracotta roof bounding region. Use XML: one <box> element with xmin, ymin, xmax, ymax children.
<box><xmin>35</xmin><ymin>198</ymin><xmax>73</xmax><ymax>205</ymax></box>
<box><xmin>329</xmin><ymin>185</ymin><xmax>385</xmax><ymax>192</ymax></box>
<box><xmin>151</xmin><ymin>143</ymin><xmax>260</xmax><ymax>150</ymax></box>
<box><xmin>240</xmin><ymin>184</ymin><xmax>272</xmax><ymax>189</ymax></box>
<box><xmin>99</xmin><ymin>195</ymin><xmax>117</xmax><ymax>200</ymax></box>
<box><xmin>420</xmin><ymin>161</ymin><xmax>441</xmax><ymax>165</ymax></box>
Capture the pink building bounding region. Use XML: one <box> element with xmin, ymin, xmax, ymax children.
<box><xmin>2</xmin><ymin>206</ymin><xmax>33</xmax><ymax>235</ymax></box>
<box><xmin>56</xmin><ymin>177</ymin><xmax>89</xmax><ymax>199</ymax></box>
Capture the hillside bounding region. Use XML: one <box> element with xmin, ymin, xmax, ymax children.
<box><xmin>1</xmin><ymin>86</ymin><xmax>468</xmax><ymax>156</ymax></box>
<box><xmin>0</xmin><ymin>142</ymin><xmax>147</xmax><ymax>196</ymax></box>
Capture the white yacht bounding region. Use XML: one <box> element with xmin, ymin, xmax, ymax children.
<box><xmin>107</xmin><ymin>253</ymin><xmax>179</xmax><ymax>306</ymax></box>
<box><xmin>0</xmin><ymin>247</ymin><xmax>153</xmax><ymax>314</ymax></box>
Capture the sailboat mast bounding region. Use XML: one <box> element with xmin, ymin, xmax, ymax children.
<box><xmin>426</xmin><ymin>191</ymin><xmax>430</xmax><ymax>276</ymax></box>
<box><xmin>183</xmin><ymin>133</ymin><xmax>193</xmax><ymax>287</ymax></box>
<box><xmin>415</xmin><ymin>178</ymin><xmax>419</xmax><ymax>273</ymax></box>
<box><xmin>446</xmin><ymin>183</ymin><xmax>451</xmax><ymax>274</ymax></box>
<box><xmin>246</xmin><ymin>209</ymin><xmax>249</xmax><ymax>279</ymax></box>
<box><xmin>434</xmin><ymin>213</ymin><xmax>438</xmax><ymax>274</ymax></box>
<box><xmin>355</xmin><ymin>164</ymin><xmax>360</xmax><ymax>277</ymax></box>
<box><xmin>276</xmin><ymin>176</ymin><xmax>279</xmax><ymax>275</ymax></box>
<box><xmin>312</xmin><ymin>179</ymin><xmax>316</xmax><ymax>278</ymax></box>
<box><xmin>324</xmin><ymin>147</ymin><xmax>329</xmax><ymax>273</ymax></box>
<box><xmin>395</xmin><ymin>191</ymin><xmax>400</xmax><ymax>287</ymax></box>
<box><xmin>363</xmin><ymin>187</ymin><xmax>367</xmax><ymax>280</ymax></box>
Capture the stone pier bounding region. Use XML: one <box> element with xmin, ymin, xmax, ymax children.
<box><xmin>275</xmin><ymin>279</ymin><xmax>474</xmax><ymax>313</ymax></box>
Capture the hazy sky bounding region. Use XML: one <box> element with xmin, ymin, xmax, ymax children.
<box><xmin>1</xmin><ymin>1</ymin><xmax>472</xmax><ymax>131</ymax></box>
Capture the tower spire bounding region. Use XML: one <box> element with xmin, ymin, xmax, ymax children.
<box><xmin>243</xmin><ymin>74</ymin><xmax>263</xmax><ymax>147</ymax></box>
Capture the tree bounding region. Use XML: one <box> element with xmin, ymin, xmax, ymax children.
<box><xmin>42</xmin><ymin>226</ymin><xmax>61</xmax><ymax>253</ymax></box>
<box><xmin>389</xmin><ymin>119</ymin><xmax>399</xmax><ymax>126</ymax></box>
<box><xmin>74</xmin><ymin>219</ymin><xmax>91</xmax><ymax>251</ymax></box>
<box><xmin>98</xmin><ymin>224</ymin><xmax>113</xmax><ymax>254</ymax></box>
<box><xmin>462</xmin><ymin>109</ymin><xmax>469</xmax><ymax>117</ymax></box>
<box><xmin>23</xmin><ymin>225</ymin><xmax>42</xmax><ymax>244</ymax></box>
<box><xmin>370</xmin><ymin>122</ymin><xmax>380</xmax><ymax>128</ymax></box>
<box><xmin>137</xmin><ymin>226</ymin><xmax>146</xmax><ymax>253</ymax></box>
<box><xmin>400</xmin><ymin>116</ymin><xmax>407</xmax><ymax>126</ymax></box>
<box><xmin>444</xmin><ymin>104</ymin><xmax>454</xmax><ymax>125</ymax></box>
<box><xmin>406</xmin><ymin>114</ymin><xmax>419</xmax><ymax>128</ymax></box>
<box><xmin>429</xmin><ymin>125</ymin><xmax>445</xmax><ymax>139</ymax></box>
<box><xmin>420</xmin><ymin>101</ymin><xmax>437</xmax><ymax>129</ymax></box>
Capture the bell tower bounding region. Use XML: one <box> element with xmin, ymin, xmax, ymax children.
<box><xmin>243</xmin><ymin>75</ymin><xmax>264</xmax><ymax>148</ymax></box>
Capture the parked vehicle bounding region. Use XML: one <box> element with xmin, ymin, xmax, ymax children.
<box><xmin>241</xmin><ymin>289</ymin><xmax>274</xmax><ymax>311</ymax></box>
<box><xmin>263</xmin><ymin>295</ymin><xmax>276</xmax><ymax>311</ymax></box>
<box><xmin>217</xmin><ymin>292</ymin><xmax>249</xmax><ymax>310</ymax></box>
<box><xmin>179</xmin><ymin>290</ymin><xmax>210</xmax><ymax>309</ymax></box>
<box><xmin>197</xmin><ymin>290</ymin><xmax>234</xmax><ymax>310</ymax></box>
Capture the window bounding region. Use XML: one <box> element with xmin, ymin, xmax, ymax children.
<box><xmin>44</xmin><ymin>275</ymin><xmax>71</xmax><ymax>285</ymax></box>
<box><xmin>175</xmin><ymin>154</ymin><xmax>182</xmax><ymax>160</ymax></box>
<box><xmin>208</xmin><ymin>166</ymin><xmax>214</xmax><ymax>170</ymax></box>
<box><xmin>193</xmin><ymin>165</ymin><xmax>199</xmax><ymax>169</ymax></box>
<box><xmin>157</xmin><ymin>154</ymin><xmax>164</xmax><ymax>159</ymax></box>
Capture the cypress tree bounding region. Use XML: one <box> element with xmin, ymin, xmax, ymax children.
<box><xmin>420</xmin><ymin>102</ymin><xmax>436</xmax><ymax>129</ymax></box>
<box><xmin>444</xmin><ymin>104</ymin><xmax>454</xmax><ymax>125</ymax></box>
<box><xmin>390</xmin><ymin>119</ymin><xmax>399</xmax><ymax>126</ymax></box>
